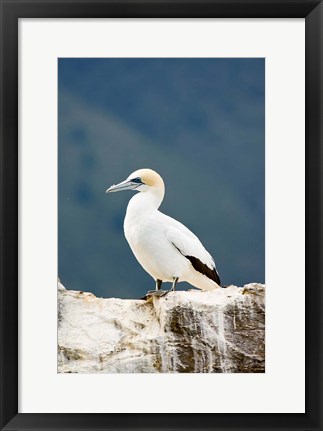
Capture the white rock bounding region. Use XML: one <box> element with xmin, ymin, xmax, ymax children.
<box><xmin>58</xmin><ymin>282</ymin><xmax>265</xmax><ymax>373</ymax></box>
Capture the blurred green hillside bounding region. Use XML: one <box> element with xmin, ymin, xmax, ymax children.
<box><xmin>58</xmin><ymin>58</ymin><xmax>264</xmax><ymax>298</ymax></box>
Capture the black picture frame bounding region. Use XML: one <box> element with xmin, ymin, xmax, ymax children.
<box><xmin>1</xmin><ymin>1</ymin><xmax>322</xmax><ymax>430</ymax></box>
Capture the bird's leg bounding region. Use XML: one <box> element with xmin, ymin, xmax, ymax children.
<box><xmin>141</xmin><ymin>279</ymin><xmax>164</xmax><ymax>299</ymax></box>
<box><xmin>147</xmin><ymin>279</ymin><xmax>162</xmax><ymax>294</ymax></box>
<box><xmin>156</xmin><ymin>279</ymin><xmax>162</xmax><ymax>291</ymax></box>
<box><xmin>160</xmin><ymin>277</ymin><xmax>179</xmax><ymax>297</ymax></box>
<box><xmin>171</xmin><ymin>277</ymin><xmax>179</xmax><ymax>292</ymax></box>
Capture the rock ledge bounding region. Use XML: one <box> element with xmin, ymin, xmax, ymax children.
<box><xmin>58</xmin><ymin>282</ymin><xmax>265</xmax><ymax>373</ymax></box>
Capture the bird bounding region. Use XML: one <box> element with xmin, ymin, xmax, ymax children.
<box><xmin>106</xmin><ymin>169</ymin><xmax>221</xmax><ymax>297</ymax></box>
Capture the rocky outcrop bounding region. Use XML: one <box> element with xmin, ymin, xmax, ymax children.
<box><xmin>58</xmin><ymin>281</ymin><xmax>265</xmax><ymax>373</ymax></box>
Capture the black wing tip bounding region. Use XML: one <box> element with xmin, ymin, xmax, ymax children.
<box><xmin>171</xmin><ymin>242</ymin><xmax>221</xmax><ymax>286</ymax></box>
<box><xmin>214</xmin><ymin>271</ymin><xmax>221</xmax><ymax>287</ymax></box>
<box><xmin>185</xmin><ymin>255</ymin><xmax>221</xmax><ymax>286</ymax></box>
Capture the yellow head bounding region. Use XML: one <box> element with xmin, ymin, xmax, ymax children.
<box><xmin>106</xmin><ymin>168</ymin><xmax>165</xmax><ymax>195</ymax></box>
<box><xmin>127</xmin><ymin>169</ymin><xmax>164</xmax><ymax>190</ymax></box>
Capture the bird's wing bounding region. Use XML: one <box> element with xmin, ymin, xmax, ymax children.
<box><xmin>165</xmin><ymin>222</ymin><xmax>221</xmax><ymax>286</ymax></box>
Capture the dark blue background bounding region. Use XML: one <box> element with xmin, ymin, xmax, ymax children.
<box><xmin>58</xmin><ymin>58</ymin><xmax>265</xmax><ymax>298</ymax></box>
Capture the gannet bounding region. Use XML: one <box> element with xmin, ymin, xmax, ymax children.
<box><xmin>106</xmin><ymin>169</ymin><xmax>221</xmax><ymax>296</ymax></box>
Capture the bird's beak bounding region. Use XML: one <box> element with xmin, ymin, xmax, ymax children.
<box><xmin>106</xmin><ymin>179</ymin><xmax>140</xmax><ymax>193</ymax></box>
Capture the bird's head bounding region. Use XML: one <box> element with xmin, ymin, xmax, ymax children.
<box><xmin>106</xmin><ymin>169</ymin><xmax>164</xmax><ymax>195</ymax></box>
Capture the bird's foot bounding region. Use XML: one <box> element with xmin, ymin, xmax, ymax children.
<box><xmin>141</xmin><ymin>290</ymin><xmax>169</xmax><ymax>300</ymax></box>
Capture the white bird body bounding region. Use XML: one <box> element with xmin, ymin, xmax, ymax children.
<box><xmin>107</xmin><ymin>169</ymin><xmax>221</xmax><ymax>292</ymax></box>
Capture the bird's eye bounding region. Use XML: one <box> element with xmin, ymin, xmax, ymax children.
<box><xmin>131</xmin><ymin>177</ymin><xmax>142</xmax><ymax>184</ymax></box>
